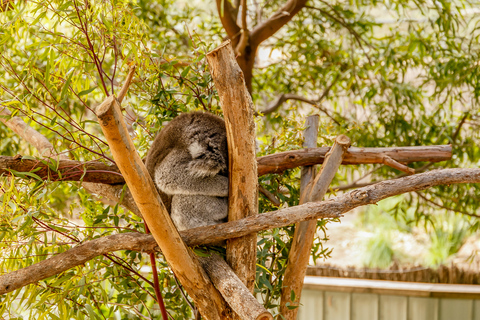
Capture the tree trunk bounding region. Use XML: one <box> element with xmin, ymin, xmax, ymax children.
<box><xmin>206</xmin><ymin>41</ymin><xmax>259</xmax><ymax>299</ymax></box>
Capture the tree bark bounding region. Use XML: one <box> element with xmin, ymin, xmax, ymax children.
<box><xmin>95</xmin><ymin>95</ymin><xmax>230</xmax><ymax>320</ymax></box>
<box><xmin>280</xmin><ymin>134</ymin><xmax>350</xmax><ymax>319</ymax></box>
<box><xmin>200</xmin><ymin>254</ymin><xmax>273</xmax><ymax>320</ymax></box>
<box><xmin>207</xmin><ymin>41</ymin><xmax>258</xmax><ymax>296</ymax></box>
<box><xmin>0</xmin><ymin>156</ymin><xmax>124</xmax><ymax>184</ymax></box>
<box><xmin>257</xmin><ymin>145</ymin><xmax>452</xmax><ymax>176</ymax></box>
<box><xmin>2</xmin><ymin>168</ymin><xmax>479</xmax><ymax>296</ymax></box>
<box><xmin>0</xmin><ymin>145</ymin><xmax>452</xmax><ymax>185</ymax></box>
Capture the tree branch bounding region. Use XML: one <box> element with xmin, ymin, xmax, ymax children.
<box><xmin>257</xmin><ymin>145</ymin><xmax>452</xmax><ymax>176</ymax></box>
<box><xmin>257</xmin><ymin>93</ymin><xmax>340</xmax><ymax>125</ymax></box>
<box><xmin>0</xmin><ymin>156</ymin><xmax>124</xmax><ymax>184</ymax></box>
<box><xmin>235</xmin><ymin>0</ymin><xmax>250</xmax><ymax>56</ymax></box>
<box><xmin>250</xmin><ymin>0</ymin><xmax>308</xmax><ymax>47</ymax></box>
<box><xmin>0</xmin><ymin>107</ymin><xmax>56</xmax><ymax>157</ymax></box>
<box><xmin>216</xmin><ymin>0</ymin><xmax>241</xmax><ymax>46</ymax></box>
<box><xmin>259</xmin><ymin>185</ymin><xmax>281</xmax><ymax>206</ymax></box>
<box><xmin>0</xmin><ymin>145</ymin><xmax>452</xmax><ymax>184</ymax></box>
<box><xmin>2</xmin><ymin>168</ymin><xmax>479</xmax><ymax>295</ymax></box>
<box><xmin>280</xmin><ymin>134</ymin><xmax>350</xmax><ymax>319</ymax></box>
<box><xmin>199</xmin><ymin>254</ymin><xmax>273</xmax><ymax>320</ymax></box>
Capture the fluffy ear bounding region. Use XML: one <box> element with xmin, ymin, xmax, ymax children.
<box><xmin>188</xmin><ymin>141</ymin><xmax>204</xmax><ymax>158</ymax></box>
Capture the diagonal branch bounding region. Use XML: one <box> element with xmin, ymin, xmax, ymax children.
<box><xmin>2</xmin><ymin>168</ymin><xmax>480</xmax><ymax>295</ymax></box>
<box><xmin>216</xmin><ymin>0</ymin><xmax>242</xmax><ymax>46</ymax></box>
<box><xmin>95</xmin><ymin>95</ymin><xmax>230</xmax><ymax>319</ymax></box>
<box><xmin>235</xmin><ymin>0</ymin><xmax>250</xmax><ymax>56</ymax></box>
<box><xmin>0</xmin><ymin>107</ymin><xmax>56</xmax><ymax>158</ymax></box>
<box><xmin>250</xmin><ymin>0</ymin><xmax>308</xmax><ymax>47</ymax></box>
<box><xmin>280</xmin><ymin>134</ymin><xmax>350</xmax><ymax>319</ymax></box>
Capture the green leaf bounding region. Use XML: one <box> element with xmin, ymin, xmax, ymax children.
<box><xmin>78</xmin><ymin>87</ymin><xmax>97</xmax><ymax>97</ymax></box>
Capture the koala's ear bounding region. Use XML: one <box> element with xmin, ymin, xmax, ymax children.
<box><xmin>188</xmin><ymin>141</ymin><xmax>204</xmax><ymax>158</ymax></box>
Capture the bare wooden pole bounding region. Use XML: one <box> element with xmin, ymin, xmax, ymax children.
<box><xmin>280</xmin><ymin>134</ymin><xmax>351</xmax><ymax>319</ymax></box>
<box><xmin>206</xmin><ymin>40</ymin><xmax>258</xmax><ymax>294</ymax></box>
<box><xmin>200</xmin><ymin>254</ymin><xmax>273</xmax><ymax>320</ymax></box>
<box><xmin>95</xmin><ymin>96</ymin><xmax>230</xmax><ymax>320</ymax></box>
<box><xmin>299</xmin><ymin>115</ymin><xmax>320</xmax><ymax>194</ymax></box>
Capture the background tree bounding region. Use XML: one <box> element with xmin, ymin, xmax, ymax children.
<box><xmin>0</xmin><ymin>0</ymin><xmax>479</xmax><ymax>319</ymax></box>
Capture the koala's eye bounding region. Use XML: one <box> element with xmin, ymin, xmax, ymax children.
<box><xmin>206</xmin><ymin>144</ymin><xmax>216</xmax><ymax>153</ymax></box>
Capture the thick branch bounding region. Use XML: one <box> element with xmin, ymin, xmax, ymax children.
<box><xmin>95</xmin><ymin>95</ymin><xmax>229</xmax><ymax>319</ymax></box>
<box><xmin>199</xmin><ymin>254</ymin><xmax>273</xmax><ymax>320</ymax></box>
<box><xmin>250</xmin><ymin>0</ymin><xmax>308</xmax><ymax>47</ymax></box>
<box><xmin>257</xmin><ymin>145</ymin><xmax>452</xmax><ymax>176</ymax></box>
<box><xmin>0</xmin><ymin>156</ymin><xmax>124</xmax><ymax>184</ymax></box>
<box><xmin>0</xmin><ymin>145</ymin><xmax>452</xmax><ymax>184</ymax></box>
<box><xmin>207</xmin><ymin>41</ymin><xmax>258</xmax><ymax>294</ymax></box>
<box><xmin>280</xmin><ymin>134</ymin><xmax>350</xmax><ymax>319</ymax></box>
<box><xmin>0</xmin><ymin>233</ymin><xmax>158</xmax><ymax>295</ymax></box>
<box><xmin>216</xmin><ymin>0</ymin><xmax>241</xmax><ymax>46</ymax></box>
<box><xmin>2</xmin><ymin>168</ymin><xmax>479</xmax><ymax>295</ymax></box>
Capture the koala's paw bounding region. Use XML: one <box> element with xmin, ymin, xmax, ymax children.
<box><xmin>188</xmin><ymin>159</ymin><xmax>225</xmax><ymax>178</ymax></box>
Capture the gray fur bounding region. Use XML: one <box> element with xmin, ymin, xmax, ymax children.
<box><xmin>145</xmin><ymin>112</ymin><xmax>229</xmax><ymax>231</ymax></box>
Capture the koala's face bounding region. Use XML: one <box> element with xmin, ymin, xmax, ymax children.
<box><xmin>187</xmin><ymin>133</ymin><xmax>228</xmax><ymax>178</ymax></box>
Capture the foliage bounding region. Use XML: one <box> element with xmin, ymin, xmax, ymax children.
<box><xmin>0</xmin><ymin>0</ymin><xmax>479</xmax><ymax>318</ymax></box>
<box><xmin>356</xmin><ymin>196</ymin><xmax>474</xmax><ymax>268</ymax></box>
<box><xmin>425</xmin><ymin>213</ymin><xmax>472</xmax><ymax>267</ymax></box>
<box><xmin>362</xmin><ymin>231</ymin><xmax>396</xmax><ymax>269</ymax></box>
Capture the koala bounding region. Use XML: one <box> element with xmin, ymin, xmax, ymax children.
<box><xmin>145</xmin><ymin>112</ymin><xmax>229</xmax><ymax>231</ymax></box>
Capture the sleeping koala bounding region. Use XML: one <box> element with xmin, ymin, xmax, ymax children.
<box><xmin>145</xmin><ymin>112</ymin><xmax>229</xmax><ymax>231</ymax></box>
